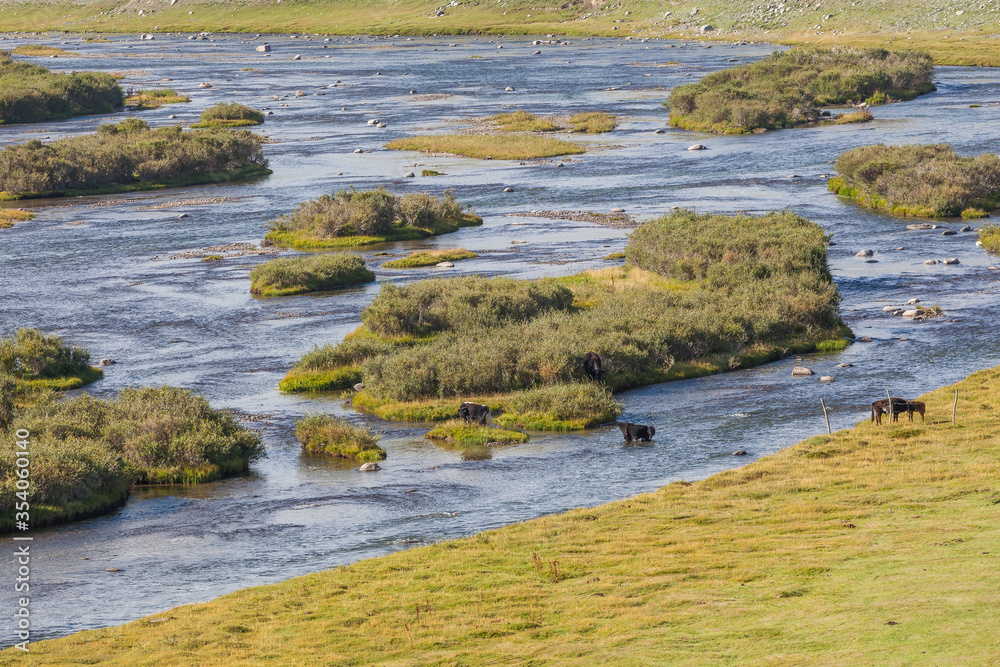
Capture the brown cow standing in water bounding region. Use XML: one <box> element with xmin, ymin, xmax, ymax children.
<box><xmin>618</xmin><ymin>422</ymin><xmax>655</xmax><ymax>442</ymax></box>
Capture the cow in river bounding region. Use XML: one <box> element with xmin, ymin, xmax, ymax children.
<box><xmin>459</xmin><ymin>402</ymin><xmax>493</xmax><ymax>426</ymax></box>
<box><xmin>618</xmin><ymin>422</ymin><xmax>655</xmax><ymax>442</ymax></box>
<box><xmin>583</xmin><ymin>351</ymin><xmax>603</xmax><ymax>382</ymax></box>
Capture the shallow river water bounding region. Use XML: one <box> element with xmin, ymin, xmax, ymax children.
<box><xmin>1</xmin><ymin>33</ymin><xmax>1000</xmax><ymax>641</ymax></box>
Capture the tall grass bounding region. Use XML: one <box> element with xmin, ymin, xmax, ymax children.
<box><xmin>0</xmin><ymin>209</ymin><xmax>33</xmax><ymax>229</ymax></box>
<box><xmin>124</xmin><ymin>87</ymin><xmax>190</xmax><ymax>108</ymax></box>
<box><xmin>830</xmin><ymin>143</ymin><xmax>1000</xmax><ymax>218</ymax></box>
<box><xmin>250</xmin><ymin>253</ymin><xmax>374</xmax><ymax>297</ymax></box>
<box><xmin>667</xmin><ymin>47</ymin><xmax>935</xmax><ymax>134</ymax></box>
<box><xmin>568</xmin><ymin>111</ymin><xmax>617</xmax><ymax>133</ymax></box>
<box><xmin>192</xmin><ymin>101</ymin><xmax>264</xmax><ymax>128</ymax></box>
<box><xmin>385</xmin><ymin>134</ymin><xmax>585</xmax><ymax>160</ymax></box>
<box><xmin>295</xmin><ymin>413</ymin><xmax>385</xmax><ymax>462</ymax></box>
<box><xmin>0</xmin><ymin>386</ymin><xmax>265</xmax><ymax>530</ymax></box>
<box><xmin>265</xmin><ymin>188</ymin><xmax>481</xmax><ymax>249</ymax></box>
<box><xmin>489</xmin><ymin>110</ymin><xmax>557</xmax><ymax>132</ymax></box>
<box><xmin>381</xmin><ymin>248</ymin><xmax>477</xmax><ymax>269</ymax></box>
<box><xmin>0</xmin><ymin>118</ymin><xmax>269</xmax><ymax>198</ymax></box>
<box><xmin>0</xmin><ymin>50</ymin><xmax>123</xmax><ymax>125</ymax></box>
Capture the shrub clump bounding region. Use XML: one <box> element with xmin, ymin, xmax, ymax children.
<box><xmin>426</xmin><ymin>420</ymin><xmax>529</xmax><ymax>446</ymax></box>
<box><xmin>382</xmin><ymin>249</ymin><xmax>477</xmax><ymax>269</ymax></box>
<box><xmin>192</xmin><ymin>101</ymin><xmax>265</xmax><ymax>128</ymax></box>
<box><xmin>250</xmin><ymin>253</ymin><xmax>375</xmax><ymax>297</ymax></box>
<box><xmin>295</xmin><ymin>413</ymin><xmax>385</xmax><ymax>462</ymax></box>
<box><xmin>0</xmin><ymin>118</ymin><xmax>269</xmax><ymax>199</ymax></box>
<box><xmin>0</xmin><ymin>387</ymin><xmax>265</xmax><ymax>531</ymax></box>
<box><xmin>266</xmin><ymin>188</ymin><xmax>482</xmax><ymax>249</ymax></box>
<box><xmin>0</xmin><ymin>50</ymin><xmax>123</xmax><ymax>125</ymax></box>
<box><xmin>666</xmin><ymin>47</ymin><xmax>935</xmax><ymax>134</ymax></box>
<box><xmin>125</xmin><ymin>88</ymin><xmax>190</xmax><ymax>108</ymax></box>
<box><xmin>979</xmin><ymin>224</ymin><xmax>1000</xmax><ymax>254</ymax></box>
<box><xmin>829</xmin><ymin>143</ymin><xmax>1000</xmax><ymax>218</ymax></box>
<box><xmin>0</xmin><ymin>328</ymin><xmax>96</xmax><ymax>385</ymax></box>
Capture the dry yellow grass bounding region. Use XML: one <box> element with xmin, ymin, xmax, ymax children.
<box><xmin>0</xmin><ymin>209</ymin><xmax>34</xmax><ymax>229</ymax></box>
<box><xmin>12</xmin><ymin>364</ymin><xmax>1000</xmax><ymax>665</ymax></box>
<box><xmin>386</xmin><ymin>134</ymin><xmax>585</xmax><ymax>160</ymax></box>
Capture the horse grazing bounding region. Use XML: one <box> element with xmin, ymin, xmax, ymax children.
<box><xmin>583</xmin><ymin>351</ymin><xmax>603</xmax><ymax>382</ymax></box>
<box><xmin>871</xmin><ymin>397</ymin><xmax>908</xmax><ymax>425</ymax></box>
<box><xmin>906</xmin><ymin>400</ymin><xmax>926</xmax><ymax>422</ymax></box>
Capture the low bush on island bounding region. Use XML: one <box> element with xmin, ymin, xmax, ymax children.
<box><xmin>0</xmin><ymin>50</ymin><xmax>123</xmax><ymax>125</ymax></box>
<box><xmin>829</xmin><ymin>143</ymin><xmax>1000</xmax><ymax>218</ymax></box>
<box><xmin>250</xmin><ymin>253</ymin><xmax>374</xmax><ymax>297</ymax></box>
<box><xmin>667</xmin><ymin>48</ymin><xmax>935</xmax><ymax>134</ymax></box>
<box><xmin>124</xmin><ymin>87</ymin><xmax>190</xmax><ymax>108</ymax></box>
<box><xmin>0</xmin><ymin>118</ymin><xmax>270</xmax><ymax>200</ymax></box>
<box><xmin>295</xmin><ymin>413</ymin><xmax>385</xmax><ymax>462</ymax></box>
<box><xmin>192</xmin><ymin>101</ymin><xmax>264</xmax><ymax>128</ymax></box>
<box><xmin>385</xmin><ymin>134</ymin><xmax>585</xmax><ymax>160</ymax></box>
<box><xmin>980</xmin><ymin>224</ymin><xmax>1000</xmax><ymax>254</ymax></box>
<box><xmin>284</xmin><ymin>210</ymin><xmax>848</xmax><ymax>430</ymax></box>
<box><xmin>382</xmin><ymin>248</ymin><xmax>477</xmax><ymax>269</ymax></box>
<box><xmin>0</xmin><ymin>386</ymin><xmax>265</xmax><ymax>532</ymax></box>
<box><xmin>0</xmin><ymin>328</ymin><xmax>102</xmax><ymax>391</ymax></box>
<box><xmin>265</xmin><ymin>188</ymin><xmax>482</xmax><ymax>250</ymax></box>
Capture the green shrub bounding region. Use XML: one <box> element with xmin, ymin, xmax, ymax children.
<box><xmin>382</xmin><ymin>249</ymin><xmax>477</xmax><ymax>269</ymax></box>
<box><xmin>980</xmin><ymin>224</ymin><xmax>1000</xmax><ymax>254</ymax></box>
<box><xmin>0</xmin><ymin>328</ymin><xmax>92</xmax><ymax>380</ymax></box>
<box><xmin>0</xmin><ymin>119</ymin><xmax>269</xmax><ymax>198</ymax></box>
<box><xmin>0</xmin><ymin>374</ymin><xmax>14</xmax><ymax>429</ymax></box>
<box><xmin>250</xmin><ymin>253</ymin><xmax>375</xmax><ymax>297</ymax></box>
<box><xmin>831</xmin><ymin>143</ymin><xmax>1000</xmax><ymax>218</ymax></box>
<box><xmin>667</xmin><ymin>48</ymin><xmax>934</xmax><ymax>134</ymax></box>
<box><xmin>193</xmin><ymin>101</ymin><xmax>264</xmax><ymax>128</ymax></box>
<box><xmin>497</xmin><ymin>383</ymin><xmax>622</xmax><ymax>431</ymax></box>
<box><xmin>0</xmin><ymin>50</ymin><xmax>123</xmax><ymax>125</ymax></box>
<box><xmin>295</xmin><ymin>413</ymin><xmax>385</xmax><ymax>461</ymax></box>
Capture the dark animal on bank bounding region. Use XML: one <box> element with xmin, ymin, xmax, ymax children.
<box><xmin>583</xmin><ymin>351</ymin><xmax>603</xmax><ymax>382</ymax></box>
<box><xmin>906</xmin><ymin>400</ymin><xmax>926</xmax><ymax>422</ymax></box>
<box><xmin>871</xmin><ymin>397</ymin><xmax>908</xmax><ymax>425</ymax></box>
<box><xmin>618</xmin><ymin>422</ymin><xmax>655</xmax><ymax>442</ymax></box>
<box><xmin>459</xmin><ymin>402</ymin><xmax>492</xmax><ymax>426</ymax></box>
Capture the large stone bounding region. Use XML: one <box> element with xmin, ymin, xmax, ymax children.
<box><xmin>700</xmin><ymin>24</ymin><xmax>714</xmax><ymax>32</ymax></box>
<box><xmin>256</xmin><ymin>44</ymin><xmax>270</xmax><ymax>52</ymax></box>
<box><xmin>98</xmin><ymin>358</ymin><xmax>116</xmax><ymax>366</ymax></box>
<box><xmin>941</xmin><ymin>230</ymin><xmax>957</xmax><ymax>236</ymax></box>
<box><xmin>292</xmin><ymin>54</ymin><xmax>301</xmax><ymax>60</ymax></box>
<box><xmin>943</xmin><ymin>257</ymin><xmax>960</xmax><ymax>265</ymax></box>
<box><xmin>906</xmin><ymin>223</ymin><xmax>938</xmax><ymax>230</ymax></box>
<box><xmin>837</xmin><ymin>363</ymin><xmax>853</xmax><ymax>368</ymax></box>
<box><xmin>294</xmin><ymin>90</ymin><xmax>306</xmax><ymax>97</ymax></box>
<box><xmin>907</xmin><ymin>298</ymin><xmax>920</xmax><ymax>305</ymax></box>
<box><xmin>359</xmin><ymin>462</ymin><xmax>381</xmax><ymax>472</ymax></box>
<box><xmin>792</xmin><ymin>366</ymin><xmax>814</xmax><ymax>376</ymax></box>
<box><xmin>141</xmin><ymin>33</ymin><xmax>154</xmax><ymax>40</ymax></box>
<box><xmin>882</xmin><ymin>305</ymin><xmax>898</xmax><ymax>312</ymax></box>
<box><xmin>855</xmin><ymin>249</ymin><xmax>873</xmax><ymax>257</ymax></box>
<box><xmin>688</xmin><ymin>144</ymin><xmax>707</xmax><ymax>150</ymax></box>
<box><xmin>436</xmin><ymin>261</ymin><xmax>454</xmax><ymax>268</ymax></box>
<box><xmin>732</xmin><ymin>450</ymin><xmax>748</xmax><ymax>456</ymax></box>
<box><xmin>198</xmin><ymin>82</ymin><xmax>212</xmax><ymax>89</ymax></box>
<box><xmin>924</xmin><ymin>259</ymin><xmax>938</xmax><ymax>265</ymax></box>
<box><xmin>902</xmin><ymin>309</ymin><xmax>920</xmax><ymax>318</ymax></box>
<box><xmin>820</xmin><ymin>376</ymin><xmax>835</xmax><ymax>383</ymax></box>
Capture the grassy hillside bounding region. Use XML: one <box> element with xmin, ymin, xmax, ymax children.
<box><xmin>11</xmin><ymin>365</ymin><xmax>1000</xmax><ymax>664</ymax></box>
<box><xmin>2</xmin><ymin>0</ymin><xmax>1000</xmax><ymax>65</ymax></box>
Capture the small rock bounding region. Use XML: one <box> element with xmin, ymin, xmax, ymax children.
<box><xmin>653</xmin><ymin>128</ymin><xmax>666</xmax><ymax>134</ymax></box>
<box><xmin>907</xmin><ymin>298</ymin><xmax>920</xmax><ymax>305</ymax></box>
<box><xmin>367</xmin><ymin>119</ymin><xmax>378</xmax><ymax>125</ymax></box>
<box><xmin>906</xmin><ymin>223</ymin><xmax>938</xmax><ymax>230</ymax></box>
<box><xmin>855</xmin><ymin>249</ymin><xmax>873</xmax><ymax>257</ymax></box>
<box><xmin>856</xmin><ymin>336</ymin><xmax>873</xmax><ymax>342</ymax></box>
<box><xmin>294</xmin><ymin>90</ymin><xmax>306</xmax><ymax>97</ymax></box>
<box><xmin>792</xmin><ymin>366</ymin><xmax>814</xmax><ymax>377</ymax></box>
<box><xmin>990</xmin><ymin>266</ymin><xmax>999</xmax><ymax>271</ymax></box>
<box><xmin>292</xmin><ymin>54</ymin><xmax>301</xmax><ymax>60</ymax></box>
<box><xmin>404</xmin><ymin>172</ymin><xmax>415</xmax><ymax>178</ymax></box>
<box><xmin>98</xmin><ymin>358</ymin><xmax>116</xmax><ymax>366</ymax></box>
<box><xmin>837</xmin><ymin>363</ymin><xmax>852</xmax><ymax>368</ymax></box>
<box><xmin>105</xmin><ymin>568</ymin><xmax>122</xmax><ymax>573</ymax></box>
<box><xmin>376</xmin><ymin>122</ymin><xmax>386</xmax><ymax>128</ymax></box>
<box><xmin>167</xmin><ymin>115</ymin><xmax>176</xmax><ymax>119</ymax></box>
<box><xmin>787</xmin><ymin>174</ymin><xmax>800</xmax><ymax>178</ymax></box>
<box><xmin>865</xmin><ymin>259</ymin><xmax>879</xmax><ymax>263</ymax></box>
<box><xmin>255</xmin><ymin>44</ymin><xmax>270</xmax><ymax>53</ymax></box>
<box><xmin>556</xmin><ymin>162</ymin><xmax>565</xmax><ymax>167</ymax></box>
<box><xmin>941</xmin><ymin>230</ymin><xmax>957</xmax><ymax>236</ymax></box>
<box><xmin>943</xmin><ymin>258</ymin><xmax>960</xmax><ymax>265</ymax></box>
<box><xmin>353</xmin><ymin>148</ymin><xmax>364</xmax><ymax>154</ymax></box>
<box><xmin>359</xmin><ymin>462</ymin><xmax>381</xmax><ymax>472</ymax></box>
<box><xmin>198</xmin><ymin>82</ymin><xmax>212</xmax><ymax>89</ymax></box>
<box><xmin>436</xmin><ymin>261</ymin><xmax>454</xmax><ymax>268</ymax></box>
<box><xmin>961</xmin><ymin>225</ymin><xmax>973</xmax><ymax>232</ymax></box>
<box><xmin>700</xmin><ymin>24</ymin><xmax>714</xmax><ymax>33</ymax></box>
<box><xmin>902</xmin><ymin>309</ymin><xmax>920</xmax><ymax>318</ymax></box>
<box><xmin>732</xmin><ymin>450</ymin><xmax>748</xmax><ymax>456</ymax></box>
<box><xmin>610</xmin><ymin>207</ymin><xmax>625</xmax><ymax>213</ymax></box>
<box><xmin>533</xmin><ymin>50</ymin><xmax>541</xmax><ymax>55</ymax></box>
<box><xmin>688</xmin><ymin>144</ymin><xmax>707</xmax><ymax>151</ymax></box>
<box><xmin>177</xmin><ymin>213</ymin><xmax>189</xmax><ymax>219</ymax></box>
<box><xmin>882</xmin><ymin>305</ymin><xmax>897</xmax><ymax>312</ymax></box>
<box><xmin>141</xmin><ymin>33</ymin><xmax>154</xmax><ymax>40</ymax></box>
<box><xmin>924</xmin><ymin>259</ymin><xmax>938</xmax><ymax>265</ymax></box>
<box><xmin>819</xmin><ymin>376</ymin><xmax>835</xmax><ymax>383</ymax></box>
<box><xmin>409</xmin><ymin>89</ymin><xmax>416</xmax><ymax>94</ymax></box>
<box><xmin>503</xmin><ymin>187</ymin><xmax>513</xmax><ymax>192</ymax></box>
<box><xmin>504</xmin><ymin>86</ymin><xmax>514</xmax><ymax>91</ymax></box>
<box><xmin>353</xmin><ymin>383</ymin><xmax>365</xmax><ymax>391</ymax></box>
<box><xmin>892</xmin><ymin>309</ymin><xmax>904</xmax><ymax>316</ymax></box>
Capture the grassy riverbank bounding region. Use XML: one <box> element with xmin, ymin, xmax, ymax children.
<box><xmin>3</xmin><ymin>1</ymin><xmax>1000</xmax><ymax>65</ymax></box>
<box><xmin>829</xmin><ymin>143</ymin><xmax>1000</xmax><ymax>219</ymax></box>
<box><xmin>667</xmin><ymin>47</ymin><xmax>934</xmax><ymax>134</ymax></box>
<box><xmin>15</xmin><ymin>364</ymin><xmax>1000</xmax><ymax>664</ymax></box>
<box><xmin>265</xmin><ymin>188</ymin><xmax>482</xmax><ymax>250</ymax></box>
<box><xmin>282</xmin><ymin>210</ymin><xmax>848</xmax><ymax>429</ymax></box>
<box><xmin>0</xmin><ymin>50</ymin><xmax>122</xmax><ymax>125</ymax></box>
<box><xmin>0</xmin><ymin>118</ymin><xmax>270</xmax><ymax>200</ymax></box>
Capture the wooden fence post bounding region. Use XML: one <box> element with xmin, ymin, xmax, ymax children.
<box><xmin>820</xmin><ymin>398</ymin><xmax>831</xmax><ymax>434</ymax></box>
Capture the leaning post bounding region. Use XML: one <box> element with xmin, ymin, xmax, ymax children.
<box><xmin>820</xmin><ymin>397</ymin><xmax>831</xmax><ymax>434</ymax></box>
<box><xmin>953</xmin><ymin>389</ymin><xmax>958</xmax><ymax>424</ymax></box>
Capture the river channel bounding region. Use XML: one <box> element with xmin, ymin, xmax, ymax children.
<box><xmin>1</xmin><ymin>32</ymin><xmax>999</xmax><ymax>641</ymax></box>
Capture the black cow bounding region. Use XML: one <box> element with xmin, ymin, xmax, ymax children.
<box><xmin>583</xmin><ymin>351</ymin><xmax>603</xmax><ymax>382</ymax></box>
<box><xmin>618</xmin><ymin>422</ymin><xmax>655</xmax><ymax>442</ymax></box>
<box><xmin>459</xmin><ymin>402</ymin><xmax>492</xmax><ymax>425</ymax></box>
<box><xmin>871</xmin><ymin>397</ymin><xmax>907</xmax><ymax>425</ymax></box>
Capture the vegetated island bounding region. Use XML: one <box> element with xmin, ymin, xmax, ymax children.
<box><xmin>488</xmin><ymin>109</ymin><xmax>618</xmax><ymax>134</ymax></box>
<box><xmin>296</xmin><ymin>413</ymin><xmax>385</xmax><ymax>462</ymax></box>
<box><xmin>0</xmin><ymin>118</ymin><xmax>270</xmax><ymax>200</ymax></box>
<box><xmin>980</xmin><ymin>224</ymin><xmax>1000</xmax><ymax>254</ymax></box>
<box><xmin>381</xmin><ymin>248</ymin><xmax>477</xmax><ymax>269</ymax></box>
<box><xmin>0</xmin><ymin>50</ymin><xmax>123</xmax><ymax>125</ymax></box>
<box><xmin>0</xmin><ymin>329</ymin><xmax>264</xmax><ymax>532</ymax></box>
<box><xmin>280</xmin><ymin>210</ymin><xmax>850</xmax><ymax>430</ymax></box>
<box><xmin>23</xmin><ymin>364</ymin><xmax>1000</xmax><ymax>664</ymax></box>
<box><xmin>250</xmin><ymin>253</ymin><xmax>375</xmax><ymax>297</ymax></box>
<box><xmin>828</xmin><ymin>143</ymin><xmax>1000</xmax><ymax>219</ymax></box>
<box><xmin>264</xmin><ymin>188</ymin><xmax>482</xmax><ymax>250</ymax></box>
<box><xmin>667</xmin><ymin>47</ymin><xmax>935</xmax><ymax>134</ymax></box>
<box><xmin>426</xmin><ymin>419</ymin><xmax>529</xmax><ymax>461</ymax></box>
<box><xmin>0</xmin><ymin>209</ymin><xmax>34</xmax><ymax>230</ymax></box>
<box><xmin>124</xmin><ymin>87</ymin><xmax>190</xmax><ymax>109</ymax></box>
<box><xmin>191</xmin><ymin>101</ymin><xmax>265</xmax><ymax>128</ymax></box>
